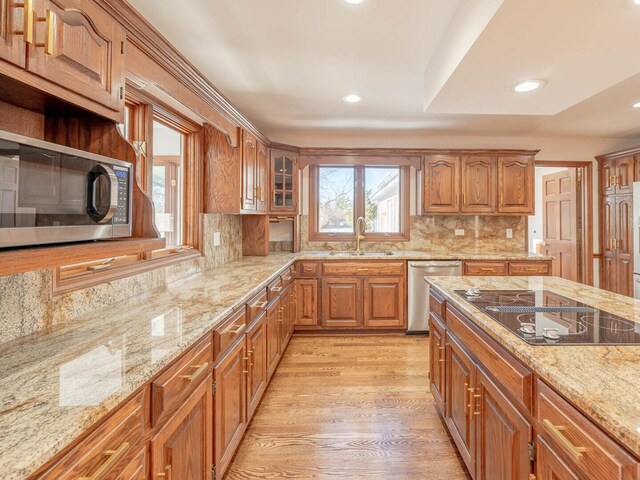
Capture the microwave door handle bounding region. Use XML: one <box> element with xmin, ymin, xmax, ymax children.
<box><xmin>87</xmin><ymin>165</ymin><xmax>118</xmax><ymax>224</ymax></box>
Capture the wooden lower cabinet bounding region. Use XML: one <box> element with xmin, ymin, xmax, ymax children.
<box><xmin>428</xmin><ymin>313</ymin><xmax>446</xmax><ymax>415</ymax></box>
<box><xmin>214</xmin><ymin>339</ymin><xmax>248</xmax><ymax>479</ymax></box>
<box><xmin>151</xmin><ymin>377</ymin><xmax>213</xmax><ymax>480</ymax></box>
<box><xmin>266</xmin><ymin>300</ymin><xmax>282</xmax><ymax>379</ymax></box>
<box><xmin>363</xmin><ymin>277</ymin><xmax>405</xmax><ymax>328</ymax></box>
<box><xmin>293</xmin><ymin>279</ymin><xmax>318</xmax><ymax>326</ymax></box>
<box><xmin>476</xmin><ymin>368</ymin><xmax>531</xmax><ymax>480</ymax></box>
<box><xmin>321</xmin><ymin>278</ymin><xmax>361</xmax><ymax>328</ymax></box>
<box><xmin>445</xmin><ymin>334</ymin><xmax>476</xmax><ymax>475</ymax></box>
<box><xmin>537</xmin><ymin>436</ymin><xmax>579</xmax><ymax>480</ymax></box>
<box><xmin>246</xmin><ymin>312</ymin><xmax>268</xmax><ymax>420</ymax></box>
<box><xmin>279</xmin><ymin>285</ymin><xmax>291</xmax><ymax>349</ymax></box>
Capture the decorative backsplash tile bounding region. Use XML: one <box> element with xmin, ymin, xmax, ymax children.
<box><xmin>300</xmin><ymin>215</ymin><xmax>526</xmax><ymax>252</ymax></box>
<box><xmin>0</xmin><ymin>214</ymin><xmax>242</xmax><ymax>344</ymax></box>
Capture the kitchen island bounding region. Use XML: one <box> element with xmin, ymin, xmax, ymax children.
<box><xmin>426</xmin><ymin>275</ymin><xmax>640</xmax><ymax>479</ymax></box>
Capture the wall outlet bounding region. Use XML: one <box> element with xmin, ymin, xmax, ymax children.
<box><xmin>455</xmin><ymin>229</ymin><xmax>465</xmax><ymax>236</ymax></box>
<box><xmin>213</xmin><ymin>232</ymin><xmax>221</xmax><ymax>246</ymax></box>
<box><xmin>506</xmin><ymin>228</ymin><xmax>513</xmax><ymax>239</ymax></box>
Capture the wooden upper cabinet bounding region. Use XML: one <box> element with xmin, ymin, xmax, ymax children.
<box><xmin>242</xmin><ymin>130</ymin><xmax>258</xmax><ymax>211</ymax></box>
<box><xmin>270</xmin><ymin>149</ymin><xmax>298</xmax><ymax>213</ymax></box>
<box><xmin>363</xmin><ymin>277</ymin><xmax>404</xmax><ymax>328</ymax></box>
<box><xmin>256</xmin><ymin>141</ymin><xmax>268</xmax><ymax>212</ymax></box>
<box><xmin>497</xmin><ymin>156</ymin><xmax>534</xmax><ymax>214</ymax></box>
<box><xmin>150</xmin><ymin>378</ymin><xmax>213</xmax><ymax>480</ymax></box>
<box><xmin>461</xmin><ymin>157</ymin><xmax>496</xmax><ymax>213</ymax></box>
<box><xmin>615</xmin><ymin>156</ymin><xmax>635</xmax><ymax>195</ymax></box>
<box><xmin>0</xmin><ymin>0</ymin><xmax>27</xmax><ymax>67</ymax></box>
<box><xmin>423</xmin><ymin>155</ymin><xmax>460</xmax><ymax>214</ymax></box>
<box><xmin>28</xmin><ymin>0</ymin><xmax>125</xmax><ymax>112</ymax></box>
<box><xmin>476</xmin><ymin>369</ymin><xmax>532</xmax><ymax>480</ymax></box>
<box><xmin>321</xmin><ymin>278</ymin><xmax>362</xmax><ymax>328</ymax></box>
<box><xmin>602</xmin><ymin>159</ymin><xmax>617</xmax><ymax>196</ymax></box>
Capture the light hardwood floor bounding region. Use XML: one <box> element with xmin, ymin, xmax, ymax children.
<box><xmin>225</xmin><ymin>335</ymin><xmax>470</xmax><ymax>479</ymax></box>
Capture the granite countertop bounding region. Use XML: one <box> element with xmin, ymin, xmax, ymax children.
<box><xmin>0</xmin><ymin>249</ymin><xmax>549</xmax><ymax>479</ymax></box>
<box><xmin>425</xmin><ymin>275</ymin><xmax>640</xmax><ymax>458</ymax></box>
<box><xmin>297</xmin><ymin>249</ymin><xmax>552</xmax><ymax>261</ymax></box>
<box><xmin>0</xmin><ymin>254</ymin><xmax>298</xmax><ymax>480</ymax></box>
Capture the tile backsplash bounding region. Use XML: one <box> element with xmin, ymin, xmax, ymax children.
<box><xmin>300</xmin><ymin>215</ymin><xmax>526</xmax><ymax>252</ymax></box>
<box><xmin>0</xmin><ymin>214</ymin><xmax>242</xmax><ymax>344</ymax></box>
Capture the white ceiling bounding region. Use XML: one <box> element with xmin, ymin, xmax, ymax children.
<box><xmin>127</xmin><ymin>0</ymin><xmax>640</xmax><ymax>142</ymax></box>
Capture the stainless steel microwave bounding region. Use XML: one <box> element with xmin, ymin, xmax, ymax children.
<box><xmin>0</xmin><ymin>130</ymin><xmax>133</xmax><ymax>248</ymax></box>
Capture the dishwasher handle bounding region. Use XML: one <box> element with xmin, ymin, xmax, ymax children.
<box><xmin>409</xmin><ymin>261</ymin><xmax>461</xmax><ymax>269</ymax></box>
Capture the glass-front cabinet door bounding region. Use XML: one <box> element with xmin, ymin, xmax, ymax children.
<box><xmin>270</xmin><ymin>149</ymin><xmax>298</xmax><ymax>213</ymax></box>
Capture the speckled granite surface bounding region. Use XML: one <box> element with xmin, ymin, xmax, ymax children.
<box><xmin>426</xmin><ymin>275</ymin><xmax>640</xmax><ymax>458</ymax></box>
<box><xmin>0</xmin><ymin>251</ymin><xmax>551</xmax><ymax>479</ymax></box>
<box><xmin>0</xmin><ymin>254</ymin><xmax>297</xmax><ymax>480</ymax></box>
<box><xmin>296</xmin><ymin>249</ymin><xmax>551</xmax><ymax>260</ymax></box>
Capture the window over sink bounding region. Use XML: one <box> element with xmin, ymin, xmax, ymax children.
<box><xmin>309</xmin><ymin>164</ymin><xmax>409</xmax><ymax>242</ymax></box>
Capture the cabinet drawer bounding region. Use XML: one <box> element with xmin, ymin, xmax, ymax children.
<box><xmin>281</xmin><ymin>267</ymin><xmax>294</xmax><ymax>286</ymax></box>
<box><xmin>151</xmin><ymin>335</ymin><xmax>213</xmax><ymax>426</ymax></box>
<box><xmin>214</xmin><ymin>307</ymin><xmax>247</xmax><ymax>359</ymax></box>
<box><xmin>429</xmin><ymin>289</ymin><xmax>446</xmax><ymax>320</ymax></box>
<box><xmin>463</xmin><ymin>261</ymin><xmax>508</xmax><ymax>276</ymax></box>
<box><xmin>247</xmin><ymin>288</ymin><xmax>268</xmax><ymax>323</ymax></box>
<box><xmin>509</xmin><ymin>261</ymin><xmax>551</xmax><ymax>276</ymax></box>
<box><xmin>537</xmin><ymin>380</ymin><xmax>638</xmax><ymax>480</ymax></box>
<box><xmin>298</xmin><ymin>261</ymin><xmax>319</xmax><ymax>277</ymax></box>
<box><xmin>267</xmin><ymin>276</ymin><xmax>283</xmax><ymax>301</ymax></box>
<box><xmin>322</xmin><ymin>262</ymin><xmax>404</xmax><ymax>277</ymax></box>
<box><xmin>41</xmin><ymin>390</ymin><xmax>146</xmax><ymax>479</ymax></box>
<box><xmin>446</xmin><ymin>306</ymin><xmax>533</xmax><ymax>412</ymax></box>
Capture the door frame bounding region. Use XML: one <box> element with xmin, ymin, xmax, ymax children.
<box><xmin>530</xmin><ymin>160</ymin><xmax>594</xmax><ymax>285</ymax></box>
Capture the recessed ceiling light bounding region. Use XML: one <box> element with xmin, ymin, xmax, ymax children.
<box><xmin>634</xmin><ymin>0</ymin><xmax>640</xmax><ymax>5</ymax></box>
<box><xmin>344</xmin><ymin>0</ymin><xmax>366</xmax><ymax>4</ymax></box>
<box><xmin>633</xmin><ymin>101</ymin><xmax>640</xmax><ymax>108</ymax></box>
<box><xmin>513</xmin><ymin>80</ymin><xmax>545</xmax><ymax>93</ymax></box>
<box><xmin>343</xmin><ymin>94</ymin><xmax>363</xmax><ymax>103</ymax></box>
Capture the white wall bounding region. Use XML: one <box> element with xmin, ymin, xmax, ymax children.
<box><xmin>528</xmin><ymin>166</ymin><xmax>568</xmax><ymax>252</ymax></box>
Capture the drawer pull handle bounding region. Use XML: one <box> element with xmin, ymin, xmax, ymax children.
<box><xmin>35</xmin><ymin>9</ymin><xmax>54</xmax><ymax>55</ymax></box>
<box><xmin>356</xmin><ymin>268</ymin><xmax>371</xmax><ymax>271</ymax></box>
<box><xmin>78</xmin><ymin>441</ymin><xmax>129</xmax><ymax>480</ymax></box>
<box><xmin>271</xmin><ymin>286</ymin><xmax>282</xmax><ymax>293</ymax></box>
<box><xmin>13</xmin><ymin>0</ymin><xmax>34</xmax><ymax>44</ymax></box>
<box><xmin>157</xmin><ymin>464</ymin><xmax>172</xmax><ymax>480</ymax></box>
<box><xmin>543</xmin><ymin>419</ymin><xmax>587</xmax><ymax>461</ymax></box>
<box><xmin>231</xmin><ymin>324</ymin><xmax>246</xmax><ymax>335</ymax></box>
<box><xmin>179</xmin><ymin>362</ymin><xmax>209</xmax><ymax>382</ymax></box>
<box><xmin>257</xmin><ymin>301</ymin><xmax>268</xmax><ymax>309</ymax></box>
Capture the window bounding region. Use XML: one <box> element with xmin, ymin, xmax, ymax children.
<box><xmin>310</xmin><ymin>164</ymin><xmax>409</xmax><ymax>241</ymax></box>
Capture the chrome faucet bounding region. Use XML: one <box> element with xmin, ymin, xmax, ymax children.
<box><xmin>355</xmin><ymin>216</ymin><xmax>366</xmax><ymax>254</ymax></box>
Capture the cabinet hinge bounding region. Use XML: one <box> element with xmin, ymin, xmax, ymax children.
<box><xmin>212</xmin><ymin>379</ymin><xmax>217</xmax><ymax>395</ymax></box>
<box><xmin>528</xmin><ymin>441</ymin><xmax>536</xmax><ymax>462</ymax></box>
<box><xmin>121</xmin><ymin>40</ymin><xmax>125</xmax><ymax>54</ymax></box>
<box><xmin>212</xmin><ymin>465</ymin><xmax>217</xmax><ymax>480</ymax></box>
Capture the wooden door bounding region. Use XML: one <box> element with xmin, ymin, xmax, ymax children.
<box><xmin>363</xmin><ymin>277</ymin><xmax>405</xmax><ymax>328</ymax></box>
<box><xmin>475</xmin><ymin>369</ymin><xmax>532</xmax><ymax>480</ymax></box>
<box><xmin>601</xmin><ymin>196</ymin><xmax>617</xmax><ymax>292</ymax></box>
<box><xmin>542</xmin><ymin>170</ymin><xmax>579</xmax><ymax>281</ymax></box>
<box><xmin>256</xmin><ymin>141</ymin><xmax>268</xmax><ymax>212</ymax></box>
<box><xmin>615</xmin><ymin>156</ymin><xmax>635</xmax><ymax>195</ymax></box>
<box><xmin>266</xmin><ymin>300</ymin><xmax>281</xmax><ymax>379</ymax></box>
<box><xmin>461</xmin><ymin>157</ymin><xmax>496</xmax><ymax>213</ymax></box>
<box><xmin>246</xmin><ymin>312</ymin><xmax>267</xmax><ymax>420</ymax></box>
<box><xmin>537</xmin><ymin>436</ymin><xmax>579</xmax><ymax>480</ymax></box>
<box><xmin>423</xmin><ymin>155</ymin><xmax>460</xmax><ymax>214</ymax></box>
<box><xmin>602</xmin><ymin>159</ymin><xmax>617</xmax><ymax>196</ymax></box>
<box><xmin>28</xmin><ymin>0</ymin><xmax>125</xmax><ymax>111</ymax></box>
<box><xmin>294</xmin><ymin>279</ymin><xmax>317</xmax><ymax>326</ymax></box>
<box><xmin>214</xmin><ymin>339</ymin><xmax>247</xmax><ymax>478</ymax></box>
<box><xmin>321</xmin><ymin>278</ymin><xmax>362</xmax><ymax>328</ymax></box>
<box><xmin>616</xmin><ymin>196</ymin><xmax>634</xmax><ymax>297</ymax></box>
<box><xmin>242</xmin><ymin>130</ymin><xmax>257</xmax><ymax>211</ymax></box>
<box><xmin>0</xmin><ymin>0</ymin><xmax>27</xmax><ymax>67</ymax></box>
<box><xmin>497</xmin><ymin>156</ymin><xmax>534</xmax><ymax>214</ymax></box>
<box><xmin>151</xmin><ymin>377</ymin><xmax>212</xmax><ymax>480</ymax></box>
<box><xmin>445</xmin><ymin>334</ymin><xmax>476</xmax><ymax>475</ymax></box>
<box><xmin>429</xmin><ymin>314</ymin><xmax>446</xmax><ymax>415</ymax></box>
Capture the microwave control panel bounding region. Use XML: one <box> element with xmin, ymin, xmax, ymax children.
<box><xmin>113</xmin><ymin>166</ymin><xmax>130</xmax><ymax>225</ymax></box>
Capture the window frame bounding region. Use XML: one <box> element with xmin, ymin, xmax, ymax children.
<box><xmin>309</xmin><ymin>164</ymin><xmax>410</xmax><ymax>242</ymax></box>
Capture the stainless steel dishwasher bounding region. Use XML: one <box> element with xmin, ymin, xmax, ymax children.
<box><xmin>408</xmin><ymin>261</ymin><xmax>462</xmax><ymax>333</ymax></box>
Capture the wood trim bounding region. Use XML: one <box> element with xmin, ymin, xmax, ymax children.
<box><xmin>308</xmin><ymin>165</ymin><xmax>410</xmax><ymax>242</ymax></box>
<box><xmin>595</xmin><ymin>146</ymin><xmax>640</xmax><ymax>162</ymax></box>
<box><xmin>268</xmin><ymin>141</ymin><xmax>300</xmax><ymax>153</ymax></box>
<box><xmin>299</xmin><ymin>155</ymin><xmax>422</xmax><ymax>169</ymax></box>
<box><xmin>535</xmin><ymin>160</ymin><xmax>593</xmax><ymax>168</ymax></box>
<box><xmin>299</xmin><ymin>147</ymin><xmax>540</xmax><ymax>158</ymax></box>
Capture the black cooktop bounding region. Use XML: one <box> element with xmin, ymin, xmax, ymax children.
<box><xmin>454</xmin><ymin>289</ymin><xmax>640</xmax><ymax>346</ymax></box>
